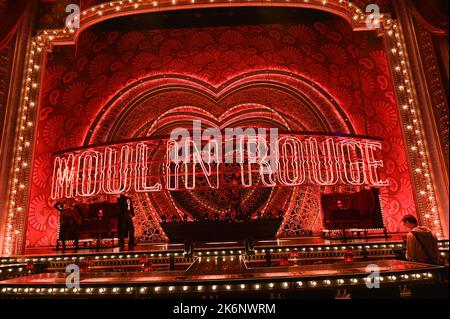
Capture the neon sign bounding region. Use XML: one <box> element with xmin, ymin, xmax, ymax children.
<box><xmin>51</xmin><ymin>125</ymin><xmax>388</xmax><ymax>200</ymax></box>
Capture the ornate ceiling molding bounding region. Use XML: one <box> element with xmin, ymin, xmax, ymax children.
<box><xmin>35</xmin><ymin>0</ymin><xmax>387</xmax><ymax>49</ymax></box>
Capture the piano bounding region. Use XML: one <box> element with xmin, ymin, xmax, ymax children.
<box><xmin>56</xmin><ymin>202</ymin><xmax>119</xmax><ymax>249</ymax></box>
<box><xmin>321</xmin><ymin>188</ymin><xmax>387</xmax><ymax>239</ymax></box>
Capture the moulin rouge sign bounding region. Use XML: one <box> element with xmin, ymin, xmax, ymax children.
<box><xmin>51</xmin><ymin>122</ymin><xmax>388</xmax><ymax>200</ymax></box>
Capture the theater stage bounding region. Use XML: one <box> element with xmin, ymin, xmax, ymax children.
<box><xmin>20</xmin><ymin>234</ymin><xmax>415</xmax><ymax>257</ymax></box>
<box><xmin>1</xmin><ymin>237</ymin><xmax>448</xmax><ymax>299</ymax></box>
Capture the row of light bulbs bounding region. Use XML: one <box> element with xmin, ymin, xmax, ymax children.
<box><xmin>1</xmin><ymin>240</ymin><xmax>449</xmax><ymax>264</ymax></box>
<box><xmin>0</xmin><ymin>272</ymin><xmax>435</xmax><ymax>296</ymax></box>
<box><xmin>37</xmin><ymin>0</ymin><xmax>377</xmax><ymax>42</ymax></box>
<box><xmin>2</xmin><ymin>37</ymin><xmax>45</xmax><ymax>255</ymax></box>
<box><xmin>1</xmin><ymin>249</ymin><xmax>446</xmax><ymax>272</ymax></box>
<box><xmin>0</xmin><ymin>267</ymin><xmax>28</xmax><ymax>274</ymax></box>
<box><xmin>1</xmin><ymin>252</ymin><xmax>448</xmax><ymax>269</ymax></box>
<box><xmin>384</xmin><ymin>22</ymin><xmax>443</xmax><ymax>236</ymax></box>
<box><xmin>28</xmin><ymin>251</ymin><xmax>448</xmax><ymax>267</ymax></box>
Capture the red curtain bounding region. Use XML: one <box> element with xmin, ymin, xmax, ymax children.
<box><xmin>0</xmin><ymin>0</ymin><xmax>28</xmax><ymax>51</ymax></box>
<box><xmin>407</xmin><ymin>0</ymin><xmax>449</xmax><ymax>36</ymax></box>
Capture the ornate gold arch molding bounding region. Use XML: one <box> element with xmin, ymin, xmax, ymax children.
<box><xmin>2</xmin><ymin>0</ymin><xmax>444</xmax><ymax>255</ymax></box>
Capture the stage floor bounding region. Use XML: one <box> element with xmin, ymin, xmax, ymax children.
<box><xmin>0</xmin><ymin>260</ymin><xmax>442</xmax><ymax>285</ymax></box>
<box><xmin>0</xmin><ymin>257</ymin><xmax>445</xmax><ymax>300</ymax></box>
<box><xmin>0</xmin><ymin>235</ymin><xmax>447</xmax><ymax>298</ymax></box>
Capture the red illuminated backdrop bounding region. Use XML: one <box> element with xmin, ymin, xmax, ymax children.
<box><xmin>27</xmin><ymin>18</ymin><xmax>415</xmax><ymax>247</ymax></box>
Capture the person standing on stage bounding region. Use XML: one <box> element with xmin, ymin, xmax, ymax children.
<box><xmin>401</xmin><ymin>214</ymin><xmax>440</xmax><ymax>264</ymax></box>
<box><xmin>54</xmin><ymin>200</ymin><xmax>65</xmax><ymax>250</ymax></box>
<box><xmin>117</xmin><ymin>193</ymin><xmax>135</xmax><ymax>249</ymax></box>
<box><xmin>72</xmin><ymin>199</ymin><xmax>84</xmax><ymax>246</ymax></box>
<box><xmin>54</xmin><ymin>199</ymin><xmax>82</xmax><ymax>250</ymax></box>
<box><xmin>54</xmin><ymin>200</ymin><xmax>64</xmax><ymax>227</ymax></box>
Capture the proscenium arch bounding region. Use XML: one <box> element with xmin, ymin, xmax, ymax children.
<box><xmin>84</xmin><ymin>71</ymin><xmax>358</xmax><ymax>146</ymax></box>
<box><xmin>47</xmin><ymin>0</ymin><xmax>384</xmax><ymax>48</ymax></box>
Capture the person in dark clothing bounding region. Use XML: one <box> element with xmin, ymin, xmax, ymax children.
<box><xmin>401</xmin><ymin>214</ymin><xmax>440</xmax><ymax>264</ymax></box>
<box><xmin>70</xmin><ymin>201</ymin><xmax>84</xmax><ymax>250</ymax></box>
<box><xmin>54</xmin><ymin>201</ymin><xmax>65</xmax><ymax>250</ymax></box>
<box><xmin>117</xmin><ymin>194</ymin><xmax>135</xmax><ymax>249</ymax></box>
<box><xmin>72</xmin><ymin>201</ymin><xmax>84</xmax><ymax>226</ymax></box>
<box><xmin>231</xmin><ymin>188</ymin><xmax>244</xmax><ymax>221</ymax></box>
<box><xmin>55</xmin><ymin>200</ymin><xmax>82</xmax><ymax>250</ymax></box>
<box><xmin>54</xmin><ymin>201</ymin><xmax>64</xmax><ymax>214</ymax></box>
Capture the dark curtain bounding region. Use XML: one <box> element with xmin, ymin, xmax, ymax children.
<box><xmin>408</xmin><ymin>0</ymin><xmax>448</xmax><ymax>97</ymax></box>
<box><xmin>407</xmin><ymin>0</ymin><xmax>449</xmax><ymax>36</ymax></box>
<box><xmin>0</xmin><ymin>0</ymin><xmax>28</xmax><ymax>51</ymax></box>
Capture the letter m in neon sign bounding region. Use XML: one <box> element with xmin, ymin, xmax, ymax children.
<box><xmin>51</xmin><ymin>155</ymin><xmax>77</xmax><ymax>200</ymax></box>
